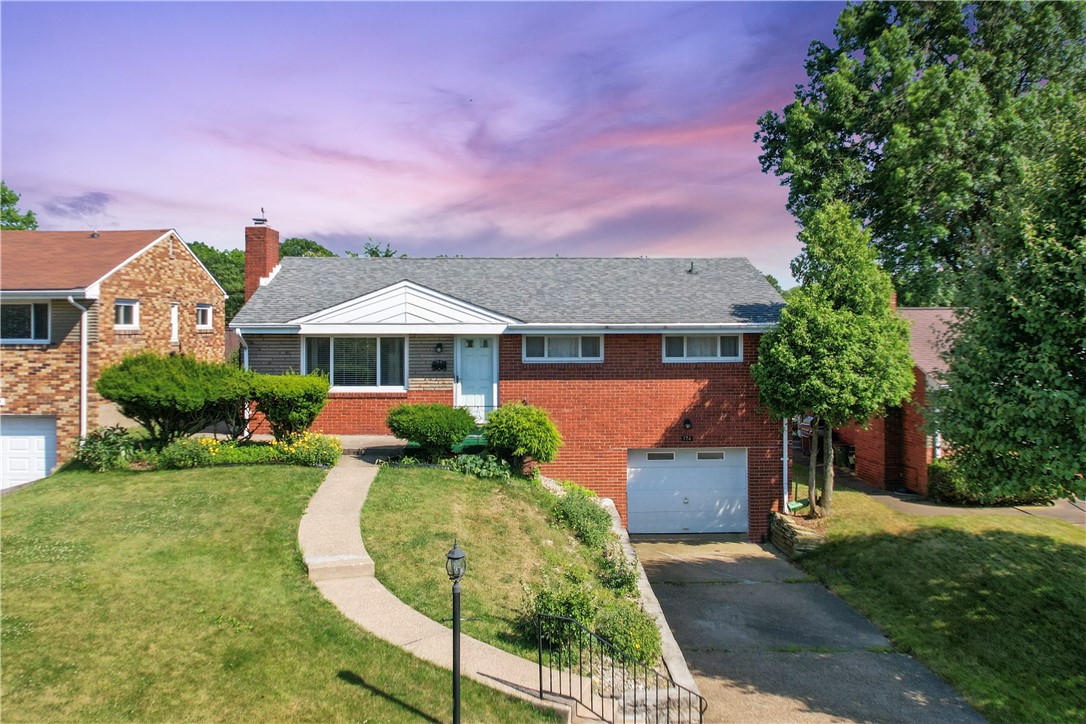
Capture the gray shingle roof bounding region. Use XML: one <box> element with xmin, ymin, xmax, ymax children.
<box><xmin>232</xmin><ymin>257</ymin><xmax>783</xmax><ymax>326</ymax></box>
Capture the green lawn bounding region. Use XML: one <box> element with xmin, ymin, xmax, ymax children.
<box><xmin>796</xmin><ymin>485</ymin><xmax>1086</xmax><ymax>724</ymax></box>
<box><xmin>0</xmin><ymin>466</ymin><xmax>558</xmax><ymax>722</ymax></box>
<box><xmin>360</xmin><ymin>466</ymin><xmax>599</xmax><ymax>660</ymax></box>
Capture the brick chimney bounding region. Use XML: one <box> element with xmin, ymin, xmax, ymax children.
<box><xmin>244</xmin><ymin>223</ymin><xmax>280</xmax><ymax>302</ymax></box>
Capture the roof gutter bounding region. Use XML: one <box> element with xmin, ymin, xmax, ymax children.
<box><xmin>2</xmin><ymin>288</ymin><xmax>95</xmax><ymax>301</ymax></box>
<box><xmin>66</xmin><ymin>296</ymin><xmax>90</xmax><ymax>441</ymax></box>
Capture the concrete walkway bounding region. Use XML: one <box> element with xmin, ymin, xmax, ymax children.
<box><xmin>297</xmin><ymin>443</ymin><xmax>580</xmax><ymax>722</ymax></box>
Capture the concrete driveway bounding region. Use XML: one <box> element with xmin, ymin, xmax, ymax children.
<box><xmin>632</xmin><ymin>535</ymin><xmax>985</xmax><ymax>724</ymax></box>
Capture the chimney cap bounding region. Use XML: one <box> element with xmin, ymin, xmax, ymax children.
<box><xmin>252</xmin><ymin>207</ymin><xmax>267</xmax><ymax>225</ymax></box>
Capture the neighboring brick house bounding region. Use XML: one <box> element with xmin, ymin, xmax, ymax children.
<box><xmin>0</xmin><ymin>229</ymin><xmax>227</xmax><ymax>487</ymax></box>
<box><xmin>835</xmin><ymin>307</ymin><xmax>952</xmax><ymax>495</ymax></box>
<box><xmin>232</xmin><ymin>223</ymin><xmax>789</xmax><ymax>541</ymax></box>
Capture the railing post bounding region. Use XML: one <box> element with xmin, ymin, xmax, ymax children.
<box><xmin>537</xmin><ymin>616</ymin><xmax>543</xmax><ymax>700</ymax></box>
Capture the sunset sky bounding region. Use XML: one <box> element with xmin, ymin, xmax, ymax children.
<box><xmin>2</xmin><ymin>1</ymin><xmax>844</xmax><ymax>285</ymax></box>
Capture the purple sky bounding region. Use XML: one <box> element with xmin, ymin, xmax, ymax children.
<box><xmin>2</xmin><ymin>2</ymin><xmax>843</xmax><ymax>285</ymax></box>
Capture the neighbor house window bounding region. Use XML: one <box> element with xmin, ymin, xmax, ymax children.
<box><xmin>114</xmin><ymin>299</ymin><xmax>139</xmax><ymax>330</ymax></box>
<box><xmin>195</xmin><ymin>304</ymin><xmax>213</xmax><ymax>329</ymax></box>
<box><xmin>1</xmin><ymin>302</ymin><xmax>49</xmax><ymax>343</ymax></box>
<box><xmin>523</xmin><ymin>335</ymin><xmax>603</xmax><ymax>362</ymax></box>
<box><xmin>662</xmin><ymin>335</ymin><xmax>741</xmax><ymax>362</ymax></box>
<box><xmin>303</xmin><ymin>336</ymin><xmax>406</xmax><ymax>390</ymax></box>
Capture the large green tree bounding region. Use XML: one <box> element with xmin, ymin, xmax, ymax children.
<box><xmin>1</xmin><ymin>181</ymin><xmax>38</xmax><ymax>230</ymax></box>
<box><xmin>934</xmin><ymin>88</ymin><xmax>1086</xmax><ymax>502</ymax></box>
<box><xmin>278</xmin><ymin>237</ymin><xmax>335</xmax><ymax>258</ymax></box>
<box><xmin>189</xmin><ymin>242</ymin><xmax>246</xmax><ymax>321</ymax></box>
<box><xmin>756</xmin><ymin>2</ymin><xmax>1086</xmax><ymax>305</ymax></box>
<box><xmin>753</xmin><ymin>201</ymin><xmax>914</xmax><ymax>516</ymax></box>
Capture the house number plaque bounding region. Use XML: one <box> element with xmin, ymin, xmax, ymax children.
<box><xmin>680</xmin><ymin>435</ymin><xmax>693</xmax><ymax>442</ymax></box>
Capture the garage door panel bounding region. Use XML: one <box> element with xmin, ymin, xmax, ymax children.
<box><xmin>627</xmin><ymin>448</ymin><xmax>748</xmax><ymax>534</ymax></box>
<box><xmin>1</xmin><ymin>416</ymin><xmax>57</xmax><ymax>489</ymax></box>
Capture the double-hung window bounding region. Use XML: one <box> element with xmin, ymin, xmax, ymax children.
<box><xmin>1</xmin><ymin>302</ymin><xmax>49</xmax><ymax>343</ymax></box>
<box><xmin>523</xmin><ymin>335</ymin><xmax>603</xmax><ymax>362</ymax></box>
<box><xmin>303</xmin><ymin>336</ymin><xmax>406</xmax><ymax>390</ymax></box>
<box><xmin>663</xmin><ymin>334</ymin><xmax>742</xmax><ymax>362</ymax></box>
<box><xmin>114</xmin><ymin>299</ymin><xmax>139</xmax><ymax>330</ymax></box>
<box><xmin>195</xmin><ymin>304</ymin><xmax>213</xmax><ymax>329</ymax></box>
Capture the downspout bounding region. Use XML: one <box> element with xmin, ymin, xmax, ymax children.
<box><xmin>782</xmin><ymin>418</ymin><xmax>790</xmax><ymax>506</ymax></box>
<box><xmin>66</xmin><ymin>296</ymin><xmax>89</xmax><ymax>440</ymax></box>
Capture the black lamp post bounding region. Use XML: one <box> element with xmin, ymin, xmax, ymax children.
<box><xmin>446</xmin><ymin>540</ymin><xmax>467</xmax><ymax>724</ymax></box>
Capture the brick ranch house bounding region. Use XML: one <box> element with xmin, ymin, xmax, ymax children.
<box><xmin>0</xmin><ymin>230</ymin><xmax>227</xmax><ymax>488</ymax></box>
<box><xmin>232</xmin><ymin>223</ymin><xmax>790</xmax><ymax>541</ymax></box>
<box><xmin>835</xmin><ymin>306</ymin><xmax>952</xmax><ymax>496</ymax></box>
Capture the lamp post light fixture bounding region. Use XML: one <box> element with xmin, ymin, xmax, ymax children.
<box><xmin>446</xmin><ymin>540</ymin><xmax>467</xmax><ymax>724</ymax></box>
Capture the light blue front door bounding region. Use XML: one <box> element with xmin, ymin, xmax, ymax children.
<box><xmin>456</xmin><ymin>336</ymin><xmax>496</xmax><ymax>422</ymax></box>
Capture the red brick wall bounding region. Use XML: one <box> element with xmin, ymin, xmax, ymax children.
<box><xmin>500</xmin><ymin>333</ymin><xmax>782</xmax><ymax>542</ymax></box>
<box><xmin>309</xmin><ymin>389</ymin><xmax>451</xmax><ymax>434</ymax></box>
<box><xmin>901</xmin><ymin>368</ymin><xmax>932</xmax><ymax>495</ymax></box>
<box><xmin>835</xmin><ymin>366</ymin><xmax>932</xmax><ymax>495</ymax></box>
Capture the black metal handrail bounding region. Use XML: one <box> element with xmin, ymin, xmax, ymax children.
<box><xmin>536</xmin><ymin>614</ymin><xmax>707</xmax><ymax>723</ymax></box>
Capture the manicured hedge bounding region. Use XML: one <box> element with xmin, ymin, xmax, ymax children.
<box><xmin>252</xmin><ymin>373</ymin><xmax>330</xmax><ymax>441</ymax></box>
<box><xmin>386</xmin><ymin>403</ymin><xmax>476</xmax><ymax>462</ymax></box>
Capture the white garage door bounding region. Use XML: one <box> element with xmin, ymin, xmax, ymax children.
<box><xmin>627</xmin><ymin>448</ymin><xmax>748</xmax><ymax>534</ymax></box>
<box><xmin>1</xmin><ymin>416</ymin><xmax>57</xmax><ymax>489</ymax></box>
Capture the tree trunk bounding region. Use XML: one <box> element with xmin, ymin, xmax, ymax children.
<box><xmin>807</xmin><ymin>419</ymin><xmax>820</xmax><ymax>518</ymax></box>
<box><xmin>822</xmin><ymin>423</ymin><xmax>835</xmax><ymax>516</ymax></box>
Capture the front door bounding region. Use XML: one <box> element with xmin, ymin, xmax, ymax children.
<box><xmin>456</xmin><ymin>336</ymin><xmax>497</xmax><ymax>422</ymax></box>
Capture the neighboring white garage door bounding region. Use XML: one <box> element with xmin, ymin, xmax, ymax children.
<box><xmin>627</xmin><ymin>448</ymin><xmax>748</xmax><ymax>534</ymax></box>
<box><xmin>1</xmin><ymin>416</ymin><xmax>57</xmax><ymax>489</ymax></box>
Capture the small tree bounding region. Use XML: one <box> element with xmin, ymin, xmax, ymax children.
<box><xmin>96</xmin><ymin>353</ymin><xmax>252</xmax><ymax>447</ymax></box>
<box><xmin>753</xmin><ymin>201</ymin><xmax>913</xmax><ymax>516</ymax></box>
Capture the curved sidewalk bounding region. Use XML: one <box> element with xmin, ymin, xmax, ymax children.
<box><xmin>297</xmin><ymin>451</ymin><xmax>578</xmax><ymax>721</ymax></box>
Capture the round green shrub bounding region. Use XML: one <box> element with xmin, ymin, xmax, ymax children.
<box><xmin>594</xmin><ymin>598</ymin><xmax>662</xmax><ymax>666</ymax></box>
<box><xmin>484</xmin><ymin>402</ymin><xmax>562</xmax><ymax>467</ymax></box>
<box><xmin>251</xmin><ymin>372</ymin><xmax>330</xmax><ymax>442</ymax></box>
<box><xmin>385</xmin><ymin>403</ymin><xmax>476</xmax><ymax>462</ymax></box>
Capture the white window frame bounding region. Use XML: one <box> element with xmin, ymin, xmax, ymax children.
<box><xmin>662</xmin><ymin>334</ymin><xmax>742</xmax><ymax>363</ymax></box>
<box><xmin>114</xmin><ymin>299</ymin><xmax>140</xmax><ymax>330</ymax></box>
<box><xmin>1</xmin><ymin>301</ymin><xmax>51</xmax><ymax>344</ymax></box>
<box><xmin>522</xmin><ymin>334</ymin><xmax>604</xmax><ymax>363</ymax></box>
<box><xmin>301</xmin><ymin>336</ymin><xmax>409</xmax><ymax>392</ymax></box>
<box><xmin>195</xmin><ymin>304</ymin><xmax>213</xmax><ymax>330</ymax></box>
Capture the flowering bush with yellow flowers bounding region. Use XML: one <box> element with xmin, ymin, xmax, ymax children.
<box><xmin>158</xmin><ymin>433</ymin><xmax>340</xmax><ymax>470</ymax></box>
<box><xmin>269</xmin><ymin>432</ymin><xmax>341</xmax><ymax>467</ymax></box>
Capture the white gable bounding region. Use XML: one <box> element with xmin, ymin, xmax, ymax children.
<box><xmin>289</xmin><ymin>281</ymin><xmax>517</xmax><ymax>335</ymax></box>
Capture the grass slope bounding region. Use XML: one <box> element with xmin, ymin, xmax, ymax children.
<box><xmin>1</xmin><ymin>467</ymin><xmax>557</xmax><ymax>722</ymax></box>
<box><xmin>361</xmin><ymin>466</ymin><xmax>597</xmax><ymax>660</ymax></box>
<box><xmin>798</xmin><ymin>486</ymin><xmax>1086</xmax><ymax>724</ymax></box>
